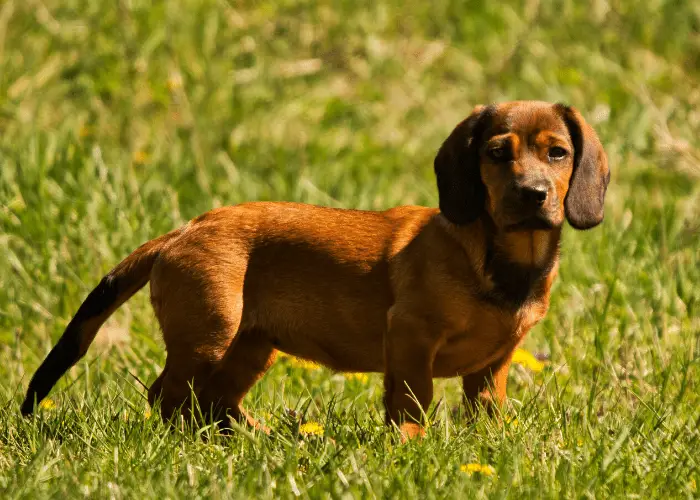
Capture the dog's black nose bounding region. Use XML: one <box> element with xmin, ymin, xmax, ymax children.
<box><xmin>519</xmin><ymin>184</ymin><xmax>548</xmax><ymax>206</ymax></box>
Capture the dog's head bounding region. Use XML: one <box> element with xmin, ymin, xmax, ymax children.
<box><xmin>435</xmin><ymin>101</ymin><xmax>610</xmax><ymax>231</ymax></box>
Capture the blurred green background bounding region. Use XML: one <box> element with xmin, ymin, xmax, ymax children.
<box><xmin>0</xmin><ymin>1</ymin><xmax>698</xmax><ymax>497</ymax></box>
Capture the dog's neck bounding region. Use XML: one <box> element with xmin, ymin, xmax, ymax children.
<box><xmin>482</xmin><ymin>218</ymin><xmax>561</xmax><ymax>307</ymax></box>
<box><xmin>440</xmin><ymin>214</ymin><xmax>561</xmax><ymax>308</ymax></box>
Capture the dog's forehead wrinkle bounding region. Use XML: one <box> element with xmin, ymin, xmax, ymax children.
<box><xmin>484</xmin><ymin>106</ymin><xmax>568</xmax><ymax>146</ymax></box>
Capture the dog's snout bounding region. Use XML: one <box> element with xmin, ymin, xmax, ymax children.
<box><xmin>518</xmin><ymin>183</ymin><xmax>549</xmax><ymax>207</ymax></box>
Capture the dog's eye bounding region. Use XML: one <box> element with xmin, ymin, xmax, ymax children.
<box><xmin>488</xmin><ymin>147</ymin><xmax>510</xmax><ymax>161</ymax></box>
<box><xmin>548</xmin><ymin>146</ymin><xmax>568</xmax><ymax>160</ymax></box>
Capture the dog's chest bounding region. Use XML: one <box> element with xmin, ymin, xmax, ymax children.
<box><xmin>432</xmin><ymin>298</ymin><xmax>547</xmax><ymax>377</ymax></box>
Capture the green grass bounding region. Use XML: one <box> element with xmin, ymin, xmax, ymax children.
<box><xmin>1</xmin><ymin>0</ymin><xmax>699</xmax><ymax>497</ymax></box>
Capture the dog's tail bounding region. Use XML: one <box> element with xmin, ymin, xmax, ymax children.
<box><xmin>21</xmin><ymin>227</ymin><xmax>185</xmax><ymax>416</ymax></box>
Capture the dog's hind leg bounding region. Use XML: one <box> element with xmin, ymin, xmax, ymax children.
<box><xmin>149</xmin><ymin>354</ymin><xmax>218</xmax><ymax>424</ymax></box>
<box><xmin>197</xmin><ymin>328</ymin><xmax>277</xmax><ymax>432</ymax></box>
<box><xmin>147</xmin><ymin>255</ymin><xmax>244</xmax><ymax>426</ymax></box>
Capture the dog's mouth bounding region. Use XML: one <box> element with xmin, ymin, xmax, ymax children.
<box><xmin>504</xmin><ymin>214</ymin><xmax>560</xmax><ymax>232</ymax></box>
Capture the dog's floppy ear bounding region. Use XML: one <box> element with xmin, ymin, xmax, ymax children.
<box><xmin>558</xmin><ymin>105</ymin><xmax>611</xmax><ymax>230</ymax></box>
<box><xmin>434</xmin><ymin>105</ymin><xmax>492</xmax><ymax>225</ymax></box>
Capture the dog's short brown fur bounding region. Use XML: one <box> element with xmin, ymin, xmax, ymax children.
<box><xmin>22</xmin><ymin>101</ymin><xmax>610</xmax><ymax>438</ymax></box>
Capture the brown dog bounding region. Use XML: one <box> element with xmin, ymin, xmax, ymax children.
<box><xmin>22</xmin><ymin>101</ymin><xmax>609</xmax><ymax>438</ymax></box>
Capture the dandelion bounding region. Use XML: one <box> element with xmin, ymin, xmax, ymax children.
<box><xmin>39</xmin><ymin>399</ymin><xmax>56</xmax><ymax>410</ymax></box>
<box><xmin>78</xmin><ymin>125</ymin><xmax>91</xmax><ymax>138</ymax></box>
<box><xmin>690</xmin><ymin>478</ymin><xmax>696</xmax><ymax>492</ymax></box>
<box><xmin>299</xmin><ymin>421</ymin><xmax>324</xmax><ymax>437</ymax></box>
<box><xmin>167</xmin><ymin>73</ymin><xmax>183</xmax><ymax>92</ymax></box>
<box><xmin>144</xmin><ymin>409</ymin><xmax>152</xmax><ymax>420</ymax></box>
<box><xmin>278</xmin><ymin>352</ymin><xmax>320</xmax><ymax>370</ymax></box>
<box><xmin>344</xmin><ymin>373</ymin><xmax>369</xmax><ymax>383</ymax></box>
<box><xmin>132</xmin><ymin>150</ymin><xmax>149</xmax><ymax>165</ymax></box>
<box><xmin>461</xmin><ymin>463</ymin><xmax>496</xmax><ymax>477</ymax></box>
<box><xmin>504</xmin><ymin>416</ymin><xmax>519</xmax><ymax>428</ymax></box>
<box><xmin>512</xmin><ymin>348</ymin><xmax>545</xmax><ymax>372</ymax></box>
<box><xmin>291</xmin><ymin>358</ymin><xmax>320</xmax><ymax>370</ymax></box>
<box><xmin>558</xmin><ymin>437</ymin><xmax>584</xmax><ymax>449</ymax></box>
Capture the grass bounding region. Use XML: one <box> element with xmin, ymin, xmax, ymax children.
<box><xmin>1</xmin><ymin>0</ymin><xmax>699</xmax><ymax>497</ymax></box>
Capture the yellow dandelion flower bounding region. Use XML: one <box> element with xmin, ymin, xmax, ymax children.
<box><xmin>299</xmin><ymin>421</ymin><xmax>324</xmax><ymax>437</ymax></box>
<box><xmin>39</xmin><ymin>399</ymin><xmax>56</xmax><ymax>410</ymax></box>
<box><xmin>461</xmin><ymin>463</ymin><xmax>496</xmax><ymax>477</ymax></box>
<box><xmin>144</xmin><ymin>409</ymin><xmax>152</xmax><ymax>420</ymax></box>
<box><xmin>296</xmin><ymin>359</ymin><xmax>320</xmax><ymax>370</ymax></box>
<box><xmin>344</xmin><ymin>373</ymin><xmax>369</xmax><ymax>383</ymax></box>
<box><xmin>690</xmin><ymin>478</ymin><xmax>696</xmax><ymax>492</ymax></box>
<box><xmin>167</xmin><ymin>74</ymin><xmax>183</xmax><ymax>91</ymax></box>
<box><xmin>132</xmin><ymin>150</ymin><xmax>149</xmax><ymax>164</ymax></box>
<box><xmin>278</xmin><ymin>352</ymin><xmax>320</xmax><ymax>370</ymax></box>
<box><xmin>504</xmin><ymin>416</ymin><xmax>519</xmax><ymax>427</ymax></box>
<box><xmin>512</xmin><ymin>348</ymin><xmax>545</xmax><ymax>372</ymax></box>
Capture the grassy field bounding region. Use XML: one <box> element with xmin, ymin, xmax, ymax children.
<box><xmin>1</xmin><ymin>0</ymin><xmax>699</xmax><ymax>497</ymax></box>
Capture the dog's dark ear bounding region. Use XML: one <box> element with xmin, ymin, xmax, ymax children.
<box><xmin>434</xmin><ymin>105</ymin><xmax>491</xmax><ymax>225</ymax></box>
<box><xmin>558</xmin><ymin>105</ymin><xmax>611</xmax><ymax>230</ymax></box>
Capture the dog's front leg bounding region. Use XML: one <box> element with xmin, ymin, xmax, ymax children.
<box><xmin>383</xmin><ymin>312</ymin><xmax>437</xmax><ymax>440</ymax></box>
<box><xmin>462</xmin><ymin>351</ymin><xmax>513</xmax><ymax>418</ymax></box>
